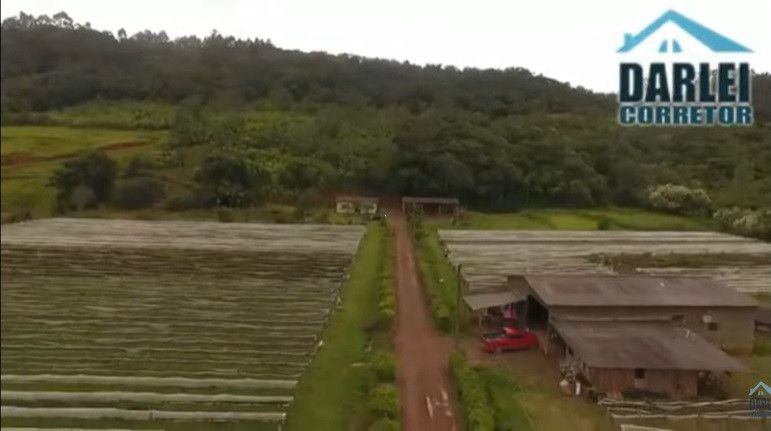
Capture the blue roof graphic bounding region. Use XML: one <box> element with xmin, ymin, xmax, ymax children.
<box><xmin>749</xmin><ymin>381</ymin><xmax>771</xmax><ymax>397</ymax></box>
<box><xmin>618</xmin><ymin>10</ymin><xmax>751</xmax><ymax>53</ymax></box>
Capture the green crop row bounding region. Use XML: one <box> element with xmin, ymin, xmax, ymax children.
<box><xmin>450</xmin><ymin>351</ymin><xmax>495</xmax><ymax>431</ymax></box>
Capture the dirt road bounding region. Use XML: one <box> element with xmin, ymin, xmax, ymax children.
<box><xmin>392</xmin><ymin>214</ymin><xmax>460</xmax><ymax>431</ymax></box>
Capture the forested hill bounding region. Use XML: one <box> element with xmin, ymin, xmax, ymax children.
<box><xmin>0</xmin><ymin>12</ymin><xmax>617</xmax><ymax>115</ymax></box>
<box><xmin>1</xmin><ymin>12</ymin><xmax>770</xmax><ymax>218</ymax></box>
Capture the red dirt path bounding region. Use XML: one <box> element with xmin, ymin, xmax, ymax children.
<box><xmin>1</xmin><ymin>141</ymin><xmax>149</xmax><ymax>167</ymax></box>
<box><xmin>392</xmin><ymin>213</ymin><xmax>460</xmax><ymax>431</ymax></box>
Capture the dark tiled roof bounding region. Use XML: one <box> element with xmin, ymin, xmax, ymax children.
<box><xmin>336</xmin><ymin>195</ymin><xmax>379</xmax><ymax>203</ymax></box>
<box><xmin>551</xmin><ymin>318</ymin><xmax>746</xmax><ymax>371</ymax></box>
<box><xmin>463</xmin><ymin>288</ymin><xmax>524</xmax><ymax>311</ymax></box>
<box><xmin>401</xmin><ymin>196</ymin><xmax>460</xmax><ymax>205</ymax></box>
<box><xmin>517</xmin><ymin>274</ymin><xmax>756</xmax><ymax>307</ymax></box>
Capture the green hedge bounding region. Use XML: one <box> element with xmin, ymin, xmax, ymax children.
<box><xmin>368</xmin><ymin>383</ymin><xmax>400</xmax><ymax>419</ymax></box>
<box><xmin>450</xmin><ymin>351</ymin><xmax>495</xmax><ymax>431</ymax></box>
<box><xmin>376</xmin><ymin>246</ymin><xmax>396</xmax><ymax>328</ymax></box>
<box><xmin>371</xmin><ymin>350</ymin><xmax>396</xmax><ymax>381</ymax></box>
<box><xmin>415</xmin><ymin>229</ymin><xmax>460</xmax><ymax>332</ymax></box>
<box><xmin>366</xmin><ymin>226</ymin><xmax>400</xmax><ymax>429</ymax></box>
<box><xmin>368</xmin><ymin>417</ymin><xmax>400</xmax><ymax>431</ymax></box>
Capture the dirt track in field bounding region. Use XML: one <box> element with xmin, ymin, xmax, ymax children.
<box><xmin>1</xmin><ymin>141</ymin><xmax>149</xmax><ymax>167</ymax></box>
<box><xmin>392</xmin><ymin>213</ymin><xmax>460</xmax><ymax>431</ymax></box>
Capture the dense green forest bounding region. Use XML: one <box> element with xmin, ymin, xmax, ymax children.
<box><xmin>1</xmin><ymin>12</ymin><xmax>770</xmax><ymax>236</ymax></box>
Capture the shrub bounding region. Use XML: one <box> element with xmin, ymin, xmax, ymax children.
<box><xmin>371</xmin><ymin>351</ymin><xmax>396</xmax><ymax>382</ymax></box>
<box><xmin>713</xmin><ymin>207</ymin><xmax>771</xmax><ymax>240</ymax></box>
<box><xmin>434</xmin><ymin>302</ymin><xmax>452</xmax><ymax>331</ymax></box>
<box><xmin>69</xmin><ymin>183</ymin><xmax>97</xmax><ymax>211</ymax></box>
<box><xmin>292</xmin><ymin>205</ymin><xmax>308</xmax><ymax>222</ymax></box>
<box><xmin>376</xmin><ymin>279</ymin><xmax>395</xmax><ymax>328</ymax></box>
<box><xmin>217</xmin><ymin>208</ymin><xmax>235</xmax><ymax>222</ymax></box>
<box><xmin>49</xmin><ymin>152</ymin><xmax>117</xmax><ymax>211</ymax></box>
<box><xmin>310</xmin><ymin>209</ymin><xmax>331</xmax><ymax>224</ymax></box>
<box><xmin>123</xmin><ymin>155</ymin><xmax>158</xmax><ymax>178</ymax></box>
<box><xmin>368</xmin><ymin>383</ymin><xmax>399</xmax><ymax>419</ymax></box>
<box><xmin>647</xmin><ymin>184</ymin><xmax>711</xmax><ymax>216</ymax></box>
<box><xmin>164</xmin><ymin>193</ymin><xmax>206</xmax><ymax>211</ymax></box>
<box><xmin>113</xmin><ymin>177</ymin><xmax>165</xmax><ymax>209</ymax></box>
<box><xmin>450</xmin><ymin>351</ymin><xmax>495</xmax><ymax>431</ymax></box>
<box><xmin>596</xmin><ymin>217</ymin><xmax>612</xmax><ymax>230</ymax></box>
<box><xmin>194</xmin><ymin>153</ymin><xmax>270</xmax><ymax>207</ymax></box>
<box><xmin>368</xmin><ymin>417</ymin><xmax>399</xmax><ymax>431</ymax></box>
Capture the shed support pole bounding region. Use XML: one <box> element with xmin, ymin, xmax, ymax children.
<box><xmin>545</xmin><ymin>323</ymin><xmax>551</xmax><ymax>355</ymax></box>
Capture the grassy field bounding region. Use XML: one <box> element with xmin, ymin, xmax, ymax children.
<box><xmin>1</xmin><ymin>126</ymin><xmax>168</xmax><ymax>218</ymax></box>
<box><xmin>463</xmin><ymin>344</ymin><xmax>608</xmax><ymax>431</ymax></box>
<box><xmin>1</xmin><ymin>125</ymin><xmax>167</xmax><ymax>157</ymax></box>
<box><xmin>286</xmin><ymin>224</ymin><xmax>397</xmax><ymax>430</ymax></box>
<box><xmin>431</xmin><ymin>208</ymin><xmax>711</xmax><ymax>231</ymax></box>
<box><xmin>479</xmin><ymin>368</ymin><xmax>531</xmax><ymax>431</ymax></box>
<box><xmin>727</xmin><ymin>332</ymin><xmax>771</xmax><ymax>397</ymax></box>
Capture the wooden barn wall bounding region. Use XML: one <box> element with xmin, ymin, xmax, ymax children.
<box><xmin>588</xmin><ymin>368</ymin><xmax>698</xmax><ymax>400</ymax></box>
<box><xmin>549</xmin><ymin>305</ymin><xmax>755</xmax><ymax>351</ymax></box>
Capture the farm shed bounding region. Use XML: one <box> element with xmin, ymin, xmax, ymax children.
<box><xmin>509</xmin><ymin>274</ymin><xmax>758</xmax><ymax>352</ymax></box>
<box><xmin>754</xmin><ymin>306</ymin><xmax>771</xmax><ymax>332</ymax></box>
<box><xmin>463</xmin><ymin>287</ymin><xmax>524</xmax><ymax>328</ymax></box>
<box><xmin>335</xmin><ymin>195</ymin><xmax>379</xmax><ymax>215</ymax></box>
<box><xmin>401</xmin><ymin>196</ymin><xmax>462</xmax><ymax>216</ymax></box>
<box><xmin>550</xmin><ymin>318</ymin><xmax>746</xmax><ymax>400</ymax></box>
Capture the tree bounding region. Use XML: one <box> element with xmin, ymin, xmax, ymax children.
<box><xmin>194</xmin><ymin>153</ymin><xmax>270</xmax><ymax>207</ymax></box>
<box><xmin>647</xmin><ymin>184</ymin><xmax>712</xmax><ymax>216</ymax></box>
<box><xmin>113</xmin><ymin>155</ymin><xmax>165</xmax><ymax>209</ymax></box>
<box><xmin>48</xmin><ymin>152</ymin><xmax>117</xmax><ymax>211</ymax></box>
<box><xmin>114</xmin><ymin>177</ymin><xmax>165</xmax><ymax>209</ymax></box>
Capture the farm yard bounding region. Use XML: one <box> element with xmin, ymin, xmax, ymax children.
<box><xmin>438</xmin><ymin>228</ymin><xmax>771</xmax><ymax>431</ymax></box>
<box><xmin>439</xmin><ymin>230</ymin><xmax>771</xmax><ymax>295</ymax></box>
<box><xmin>0</xmin><ymin>218</ymin><xmax>365</xmax><ymax>430</ymax></box>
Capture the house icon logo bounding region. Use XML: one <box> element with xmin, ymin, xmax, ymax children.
<box><xmin>618</xmin><ymin>10</ymin><xmax>751</xmax><ymax>53</ymax></box>
<box><xmin>749</xmin><ymin>381</ymin><xmax>770</xmax><ymax>418</ymax></box>
<box><xmin>615</xmin><ymin>9</ymin><xmax>754</xmax><ymax>127</ymax></box>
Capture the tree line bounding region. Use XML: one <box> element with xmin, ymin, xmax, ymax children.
<box><xmin>3</xmin><ymin>12</ymin><xmax>770</xmax><ymax>237</ymax></box>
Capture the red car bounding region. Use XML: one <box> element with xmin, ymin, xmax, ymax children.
<box><xmin>481</xmin><ymin>326</ymin><xmax>538</xmax><ymax>353</ymax></box>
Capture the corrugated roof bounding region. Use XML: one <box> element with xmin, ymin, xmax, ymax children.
<box><xmin>336</xmin><ymin>195</ymin><xmax>378</xmax><ymax>203</ymax></box>
<box><xmin>517</xmin><ymin>274</ymin><xmax>756</xmax><ymax>307</ymax></box>
<box><xmin>620</xmin><ymin>426</ymin><xmax>673</xmax><ymax>431</ymax></box>
<box><xmin>463</xmin><ymin>290</ymin><xmax>524</xmax><ymax>311</ymax></box>
<box><xmin>402</xmin><ymin>196</ymin><xmax>460</xmax><ymax>205</ymax></box>
<box><xmin>551</xmin><ymin>319</ymin><xmax>746</xmax><ymax>372</ymax></box>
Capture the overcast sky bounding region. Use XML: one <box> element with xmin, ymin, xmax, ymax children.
<box><xmin>2</xmin><ymin>0</ymin><xmax>769</xmax><ymax>93</ymax></box>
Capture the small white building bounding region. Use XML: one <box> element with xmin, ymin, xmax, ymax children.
<box><xmin>335</xmin><ymin>196</ymin><xmax>379</xmax><ymax>215</ymax></box>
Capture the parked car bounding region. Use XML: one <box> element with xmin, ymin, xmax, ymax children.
<box><xmin>481</xmin><ymin>326</ymin><xmax>538</xmax><ymax>353</ymax></box>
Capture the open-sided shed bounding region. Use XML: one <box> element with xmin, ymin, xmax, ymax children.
<box><xmin>401</xmin><ymin>196</ymin><xmax>461</xmax><ymax>216</ymax></box>
<box><xmin>463</xmin><ymin>287</ymin><xmax>524</xmax><ymax>328</ymax></box>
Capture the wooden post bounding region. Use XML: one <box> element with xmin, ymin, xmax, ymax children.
<box><xmin>545</xmin><ymin>322</ymin><xmax>551</xmax><ymax>355</ymax></box>
<box><xmin>454</xmin><ymin>263</ymin><xmax>462</xmax><ymax>347</ymax></box>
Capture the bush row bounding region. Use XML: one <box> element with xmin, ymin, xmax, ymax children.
<box><xmin>376</xmin><ymin>234</ymin><xmax>396</xmax><ymax>329</ymax></box>
<box><xmin>367</xmin><ymin>226</ymin><xmax>399</xmax><ymax>431</ymax></box>
<box><xmin>713</xmin><ymin>207</ymin><xmax>771</xmax><ymax>241</ymax></box>
<box><xmin>414</xmin><ymin>226</ymin><xmax>457</xmax><ymax>332</ymax></box>
<box><xmin>450</xmin><ymin>351</ymin><xmax>495</xmax><ymax>431</ymax></box>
